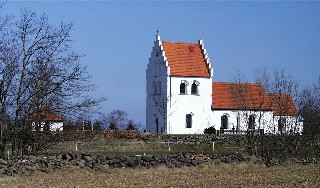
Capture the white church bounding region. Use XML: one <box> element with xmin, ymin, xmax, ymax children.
<box><xmin>146</xmin><ymin>35</ymin><xmax>302</xmax><ymax>135</ymax></box>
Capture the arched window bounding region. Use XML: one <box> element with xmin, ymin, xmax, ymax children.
<box><xmin>155</xmin><ymin>117</ymin><xmax>159</xmax><ymax>133</ymax></box>
<box><xmin>278</xmin><ymin>118</ymin><xmax>285</xmax><ymax>132</ymax></box>
<box><xmin>248</xmin><ymin>115</ymin><xmax>255</xmax><ymax>129</ymax></box>
<box><xmin>180</xmin><ymin>83</ymin><xmax>186</xmax><ymax>94</ymax></box>
<box><xmin>236</xmin><ymin>116</ymin><xmax>240</xmax><ymax>132</ymax></box>
<box><xmin>221</xmin><ymin>115</ymin><xmax>228</xmax><ymax>129</ymax></box>
<box><xmin>191</xmin><ymin>80</ymin><xmax>200</xmax><ymax>95</ymax></box>
<box><xmin>191</xmin><ymin>83</ymin><xmax>197</xmax><ymax>94</ymax></box>
<box><xmin>180</xmin><ymin>80</ymin><xmax>189</xmax><ymax>94</ymax></box>
<box><xmin>186</xmin><ymin>113</ymin><xmax>193</xmax><ymax>128</ymax></box>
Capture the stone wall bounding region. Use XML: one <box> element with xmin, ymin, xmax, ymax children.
<box><xmin>142</xmin><ymin>134</ymin><xmax>248</xmax><ymax>147</ymax></box>
<box><xmin>1</xmin><ymin>152</ymin><xmax>319</xmax><ymax>176</ymax></box>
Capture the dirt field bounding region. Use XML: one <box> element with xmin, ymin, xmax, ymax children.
<box><xmin>0</xmin><ymin>163</ymin><xmax>319</xmax><ymax>188</ymax></box>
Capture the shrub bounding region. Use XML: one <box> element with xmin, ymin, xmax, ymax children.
<box><xmin>204</xmin><ymin>126</ymin><xmax>216</xmax><ymax>135</ymax></box>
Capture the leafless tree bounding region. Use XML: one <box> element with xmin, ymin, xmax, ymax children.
<box><xmin>230</xmin><ymin>70</ymin><xmax>271</xmax><ymax>155</ymax></box>
<box><xmin>152</xmin><ymin>93</ymin><xmax>177</xmax><ymax>133</ymax></box>
<box><xmin>299</xmin><ymin>77</ymin><xmax>320</xmax><ymax>135</ymax></box>
<box><xmin>103</xmin><ymin>110</ymin><xmax>128</xmax><ymax>130</ymax></box>
<box><xmin>256</xmin><ymin>68</ymin><xmax>300</xmax><ymax>134</ymax></box>
<box><xmin>230</xmin><ymin>69</ymin><xmax>270</xmax><ymax>134</ymax></box>
<box><xmin>0</xmin><ymin>10</ymin><xmax>105</xmax><ymax>157</ymax></box>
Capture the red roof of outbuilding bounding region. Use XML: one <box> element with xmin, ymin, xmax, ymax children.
<box><xmin>27</xmin><ymin>108</ymin><xmax>64</xmax><ymax>122</ymax></box>
<box><xmin>162</xmin><ymin>41</ymin><xmax>210</xmax><ymax>78</ymax></box>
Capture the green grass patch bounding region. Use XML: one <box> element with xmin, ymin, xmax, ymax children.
<box><xmin>36</xmin><ymin>137</ymin><xmax>247</xmax><ymax>157</ymax></box>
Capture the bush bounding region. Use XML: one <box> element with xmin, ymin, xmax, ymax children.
<box><xmin>204</xmin><ymin>126</ymin><xmax>216</xmax><ymax>135</ymax></box>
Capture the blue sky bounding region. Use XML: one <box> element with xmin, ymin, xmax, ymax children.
<box><xmin>1</xmin><ymin>1</ymin><xmax>319</xmax><ymax>127</ymax></box>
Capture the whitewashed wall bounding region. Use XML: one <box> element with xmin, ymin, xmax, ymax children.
<box><xmin>211</xmin><ymin>110</ymin><xmax>275</xmax><ymax>134</ymax></box>
<box><xmin>146</xmin><ymin>35</ymin><xmax>214</xmax><ymax>134</ymax></box>
<box><xmin>32</xmin><ymin>121</ymin><xmax>63</xmax><ymax>132</ymax></box>
<box><xmin>146</xmin><ymin>35</ymin><xmax>302</xmax><ymax>135</ymax></box>
<box><xmin>272</xmin><ymin>115</ymin><xmax>303</xmax><ymax>134</ymax></box>
<box><xmin>146</xmin><ymin>36</ymin><xmax>169</xmax><ymax>133</ymax></box>
<box><xmin>167</xmin><ymin>77</ymin><xmax>213</xmax><ymax>134</ymax></box>
<box><xmin>50</xmin><ymin>122</ymin><xmax>63</xmax><ymax>132</ymax></box>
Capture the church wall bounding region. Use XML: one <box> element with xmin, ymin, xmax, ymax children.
<box><xmin>211</xmin><ymin>110</ymin><xmax>274</xmax><ymax>134</ymax></box>
<box><xmin>146</xmin><ymin>37</ymin><xmax>169</xmax><ymax>133</ymax></box>
<box><xmin>272</xmin><ymin>115</ymin><xmax>303</xmax><ymax>134</ymax></box>
<box><xmin>167</xmin><ymin>77</ymin><xmax>213</xmax><ymax>134</ymax></box>
<box><xmin>146</xmin><ymin>35</ymin><xmax>302</xmax><ymax>135</ymax></box>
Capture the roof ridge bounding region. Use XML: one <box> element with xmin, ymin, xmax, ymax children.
<box><xmin>213</xmin><ymin>81</ymin><xmax>262</xmax><ymax>86</ymax></box>
<box><xmin>162</xmin><ymin>41</ymin><xmax>198</xmax><ymax>45</ymax></box>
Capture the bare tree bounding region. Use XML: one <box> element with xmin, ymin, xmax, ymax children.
<box><xmin>256</xmin><ymin>68</ymin><xmax>300</xmax><ymax>134</ymax></box>
<box><xmin>152</xmin><ymin>93</ymin><xmax>177</xmax><ymax>134</ymax></box>
<box><xmin>103</xmin><ymin>110</ymin><xmax>128</xmax><ymax>130</ymax></box>
<box><xmin>230</xmin><ymin>69</ymin><xmax>270</xmax><ymax>134</ymax></box>
<box><xmin>0</xmin><ymin>10</ymin><xmax>105</xmax><ymax>157</ymax></box>
<box><xmin>230</xmin><ymin>69</ymin><xmax>280</xmax><ymax>156</ymax></box>
<box><xmin>299</xmin><ymin>77</ymin><xmax>320</xmax><ymax>135</ymax></box>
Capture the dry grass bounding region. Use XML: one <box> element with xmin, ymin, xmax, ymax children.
<box><xmin>39</xmin><ymin>135</ymin><xmax>244</xmax><ymax>156</ymax></box>
<box><xmin>1</xmin><ymin>163</ymin><xmax>319</xmax><ymax>188</ymax></box>
<box><xmin>41</xmin><ymin>137</ymin><xmax>167</xmax><ymax>156</ymax></box>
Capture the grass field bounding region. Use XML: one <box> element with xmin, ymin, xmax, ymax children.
<box><xmin>0</xmin><ymin>163</ymin><xmax>319</xmax><ymax>188</ymax></box>
<box><xmin>2</xmin><ymin>134</ymin><xmax>319</xmax><ymax>187</ymax></box>
<box><xmin>37</xmin><ymin>135</ymin><xmax>245</xmax><ymax>157</ymax></box>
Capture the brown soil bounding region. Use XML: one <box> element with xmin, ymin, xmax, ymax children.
<box><xmin>0</xmin><ymin>163</ymin><xmax>319</xmax><ymax>188</ymax></box>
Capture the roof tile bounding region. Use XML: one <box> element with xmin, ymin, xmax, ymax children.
<box><xmin>27</xmin><ymin>108</ymin><xmax>64</xmax><ymax>122</ymax></box>
<box><xmin>212</xmin><ymin>82</ymin><xmax>298</xmax><ymax>116</ymax></box>
<box><xmin>162</xmin><ymin>42</ymin><xmax>210</xmax><ymax>77</ymax></box>
<box><xmin>269</xmin><ymin>93</ymin><xmax>298</xmax><ymax>116</ymax></box>
<box><xmin>212</xmin><ymin>82</ymin><xmax>272</xmax><ymax>110</ymax></box>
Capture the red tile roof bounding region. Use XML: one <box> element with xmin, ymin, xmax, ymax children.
<box><xmin>212</xmin><ymin>82</ymin><xmax>272</xmax><ymax>111</ymax></box>
<box><xmin>269</xmin><ymin>94</ymin><xmax>298</xmax><ymax>116</ymax></box>
<box><xmin>212</xmin><ymin>82</ymin><xmax>298</xmax><ymax>116</ymax></box>
<box><xmin>162</xmin><ymin>42</ymin><xmax>210</xmax><ymax>78</ymax></box>
<box><xmin>27</xmin><ymin>108</ymin><xmax>64</xmax><ymax>122</ymax></box>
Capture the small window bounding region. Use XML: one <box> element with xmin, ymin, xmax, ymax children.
<box><xmin>221</xmin><ymin>115</ymin><xmax>228</xmax><ymax>129</ymax></box>
<box><xmin>191</xmin><ymin>83</ymin><xmax>198</xmax><ymax>95</ymax></box>
<box><xmin>186</xmin><ymin>114</ymin><xmax>192</xmax><ymax>128</ymax></box>
<box><xmin>236</xmin><ymin>116</ymin><xmax>240</xmax><ymax>132</ymax></box>
<box><xmin>191</xmin><ymin>80</ymin><xmax>200</xmax><ymax>95</ymax></box>
<box><xmin>180</xmin><ymin>83</ymin><xmax>186</xmax><ymax>94</ymax></box>
<box><xmin>155</xmin><ymin>117</ymin><xmax>159</xmax><ymax>133</ymax></box>
<box><xmin>248</xmin><ymin>115</ymin><xmax>255</xmax><ymax>129</ymax></box>
<box><xmin>278</xmin><ymin>118</ymin><xmax>285</xmax><ymax>132</ymax></box>
<box><xmin>180</xmin><ymin>80</ymin><xmax>189</xmax><ymax>94</ymax></box>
